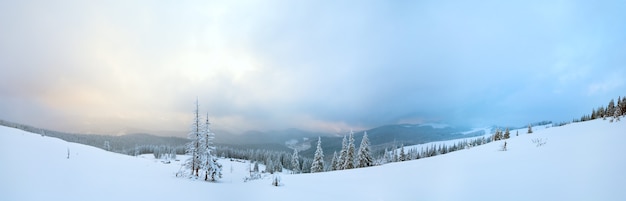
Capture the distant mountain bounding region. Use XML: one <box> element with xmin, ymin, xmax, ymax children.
<box><xmin>214</xmin><ymin>128</ymin><xmax>331</xmax><ymax>145</ymax></box>
<box><xmin>0</xmin><ymin>119</ymin><xmax>189</xmax><ymax>154</ymax></box>
<box><xmin>297</xmin><ymin>124</ymin><xmax>488</xmax><ymax>159</ymax></box>
<box><xmin>366</xmin><ymin>124</ymin><xmax>475</xmax><ymax>145</ymax></box>
<box><xmin>0</xmin><ymin>118</ymin><xmax>489</xmax><ymax>160</ymax></box>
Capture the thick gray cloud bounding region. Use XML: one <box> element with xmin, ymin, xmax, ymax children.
<box><xmin>0</xmin><ymin>0</ymin><xmax>624</xmax><ymax>136</ymax></box>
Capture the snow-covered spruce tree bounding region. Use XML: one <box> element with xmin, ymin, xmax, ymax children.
<box><xmin>527</xmin><ymin>124</ymin><xmax>533</xmax><ymax>134</ymax></box>
<box><xmin>383</xmin><ymin>148</ymin><xmax>390</xmax><ymax>164</ymax></box>
<box><xmin>184</xmin><ymin>99</ymin><xmax>204</xmax><ymax>178</ymax></box>
<box><xmin>343</xmin><ymin>131</ymin><xmax>356</xmax><ymax>169</ymax></box>
<box><xmin>300</xmin><ymin>158</ymin><xmax>311</xmax><ymax>173</ymax></box>
<box><xmin>291</xmin><ymin>149</ymin><xmax>300</xmax><ymax>174</ymax></box>
<box><xmin>399</xmin><ymin>145</ymin><xmax>406</xmax><ymax>162</ymax></box>
<box><xmin>357</xmin><ymin>131</ymin><xmax>373</xmax><ymax>168</ymax></box>
<box><xmin>310</xmin><ymin>137</ymin><xmax>325</xmax><ymax>173</ymax></box>
<box><xmin>493</xmin><ymin>129</ymin><xmax>502</xmax><ymax>141</ymax></box>
<box><xmin>597</xmin><ymin>106</ymin><xmax>605</xmax><ymax>118</ymax></box>
<box><xmin>504</xmin><ymin>128</ymin><xmax>510</xmax><ymax>139</ymax></box>
<box><xmin>275</xmin><ymin>161</ymin><xmax>283</xmax><ymax>173</ymax></box>
<box><xmin>613</xmin><ymin>106</ymin><xmax>622</xmax><ymax>122</ymax></box>
<box><xmin>266</xmin><ymin>158</ymin><xmax>275</xmax><ymax>174</ymax></box>
<box><xmin>330</xmin><ymin>151</ymin><xmax>338</xmax><ymax>171</ymax></box>
<box><xmin>592</xmin><ymin>108</ymin><xmax>597</xmax><ymax>119</ymax></box>
<box><xmin>615</xmin><ymin>96</ymin><xmax>622</xmax><ymax>112</ymax></box>
<box><xmin>200</xmin><ymin>114</ymin><xmax>222</xmax><ymax>181</ymax></box>
<box><xmin>392</xmin><ymin>148</ymin><xmax>399</xmax><ymax>162</ymax></box>
<box><xmin>621</xmin><ymin>96</ymin><xmax>626</xmax><ymax>116</ymax></box>
<box><xmin>615</xmin><ymin>96</ymin><xmax>621</xmax><ymax>113</ymax></box>
<box><xmin>153</xmin><ymin>146</ymin><xmax>162</xmax><ymax>159</ymax></box>
<box><xmin>337</xmin><ymin>135</ymin><xmax>348</xmax><ymax>170</ymax></box>
<box><xmin>272</xmin><ymin>175</ymin><xmax>281</xmax><ymax>187</ymax></box>
<box><xmin>170</xmin><ymin>149</ymin><xmax>176</xmax><ymax>160</ymax></box>
<box><xmin>103</xmin><ymin>141</ymin><xmax>111</xmax><ymax>151</ymax></box>
<box><xmin>253</xmin><ymin>161</ymin><xmax>259</xmax><ymax>173</ymax></box>
<box><xmin>607</xmin><ymin>99</ymin><xmax>615</xmax><ymax>117</ymax></box>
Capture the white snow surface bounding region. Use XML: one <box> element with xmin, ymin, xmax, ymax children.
<box><xmin>401</xmin><ymin>124</ymin><xmax>551</xmax><ymax>152</ymax></box>
<box><xmin>1</xmin><ymin>119</ymin><xmax>625</xmax><ymax>201</ymax></box>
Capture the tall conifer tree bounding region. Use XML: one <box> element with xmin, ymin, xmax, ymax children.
<box><xmin>311</xmin><ymin>137</ymin><xmax>325</xmax><ymax>173</ymax></box>
<box><xmin>357</xmin><ymin>132</ymin><xmax>373</xmax><ymax>168</ymax></box>
<box><xmin>343</xmin><ymin>130</ymin><xmax>356</xmax><ymax>169</ymax></box>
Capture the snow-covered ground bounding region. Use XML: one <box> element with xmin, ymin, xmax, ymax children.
<box><xmin>1</xmin><ymin>119</ymin><xmax>625</xmax><ymax>201</ymax></box>
<box><xmin>400</xmin><ymin>124</ymin><xmax>551</xmax><ymax>152</ymax></box>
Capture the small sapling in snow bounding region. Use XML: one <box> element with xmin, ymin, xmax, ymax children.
<box><xmin>531</xmin><ymin>138</ymin><xmax>547</xmax><ymax>147</ymax></box>
<box><xmin>272</xmin><ymin>175</ymin><xmax>281</xmax><ymax>187</ymax></box>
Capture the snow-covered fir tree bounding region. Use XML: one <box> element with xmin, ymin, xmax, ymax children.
<box><xmin>527</xmin><ymin>124</ymin><xmax>533</xmax><ymax>134</ymax></box>
<box><xmin>613</xmin><ymin>106</ymin><xmax>622</xmax><ymax>122</ymax></box>
<box><xmin>598</xmin><ymin>106</ymin><xmax>606</xmax><ymax>118</ymax></box>
<box><xmin>399</xmin><ymin>145</ymin><xmax>406</xmax><ymax>162</ymax></box>
<box><xmin>253</xmin><ymin>161</ymin><xmax>259</xmax><ymax>172</ymax></box>
<box><xmin>274</xmin><ymin>161</ymin><xmax>283</xmax><ymax>173</ymax></box>
<box><xmin>504</xmin><ymin>128</ymin><xmax>510</xmax><ymax>139</ymax></box>
<box><xmin>272</xmin><ymin>175</ymin><xmax>281</xmax><ymax>187</ymax></box>
<box><xmin>266</xmin><ymin>158</ymin><xmax>274</xmax><ymax>174</ymax></box>
<box><xmin>621</xmin><ymin>97</ymin><xmax>626</xmax><ymax>116</ymax></box>
<box><xmin>184</xmin><ymin>99</ymin><xmax>204</xmax><ymax>178</ymax></box>
<box><xmin>343</xmin><ymin>130</ymin><xmax>356</xmax><ymax>169</ymax></box>
<box><xmin>103</xmin><ymin>141</ymin><xmax>111</xmax><ymax>151</ymax></box>
<box><xmin>337</xmin><ymin>135</ymin><xmax>348</xmax><ymax>170</ymax></box>
<box><xmin>357</xmin><ymin>131</ymin><xmax>373</xmax><ymax>168</ymax></box>
<box><xmin>180</xmin><ymin>99</ymin><xmax>221</xmax><ymax>181</ymax></box>
<box><xmin>310</xmin><ymin>137</ymin><xmax>325</xmax><ymax>173</ymax></box>
<box><xmin>618</xmin><ymin>97</ymin><xmax>624</xmax><ymax>117</ymax></box>
<box><xmin>330</xmin><ymin>151</ymin><xmax>338</xmax><ymax>171</ymax></box>
<box><xmin>607</xmin><ymin>99</ymin><xmax>615</xmax><ymax>117</ymax></box>
<box><xmin>383</xmin><ymin>148</ymin><xmax>390</xmax><ymax>163</ymax></box>
<box><xmin>170</xmin><ymin>149</ymin><xmax>177</xmax><ymax>160</ymax></box>
<box><xmin>300</xmin><ymin>158</ymin><xmax>311</xmax><ymax>173</ymax></box>
<box><xmin>200</xmin><ymin>114</ymin><xmax>222</xmax><ymax>181</ymax></box>
<box><xmin>493</xmin><ymin>128</ymin><xmax>502</xmax><ymax>141</ymax></box>
<box><xmin>291</xmin><ymin>148</ymin><xmax>300</xmax><ymax>174</ymax></box>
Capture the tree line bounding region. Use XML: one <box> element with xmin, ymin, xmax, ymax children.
<box><xmin>574</xmin><ymin>96</ymin><xmax>625</xmax><ymax>123</ymax></box>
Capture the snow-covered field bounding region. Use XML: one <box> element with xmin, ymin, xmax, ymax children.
<box><xmin>1</xmin><ymin>119</ymin><xmax>625</xmax><ymax>201</ymax></box>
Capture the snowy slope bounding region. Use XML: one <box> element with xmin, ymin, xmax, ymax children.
<box><xmin>399</xmin><ymin>124</ymin><xmax>549</xmax><ymax>153</ymax></box>
<box><xmin>1</xmin><ymin>119</ymin><xmax>625</xmax><ymax>201</ymax></box>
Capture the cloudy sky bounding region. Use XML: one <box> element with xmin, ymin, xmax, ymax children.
<box><xmin>1</xmin><ymin>0</ymin><xmax>624</xmax><ymax>136</ymax></box>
